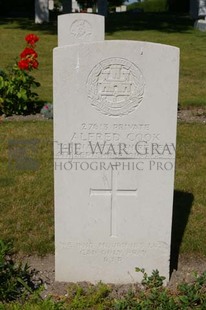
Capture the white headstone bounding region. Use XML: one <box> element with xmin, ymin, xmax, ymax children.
<box><xmin>116</xmin><ymin>7</ymin><xmax>121</xmax><ymax>12</ymax></box>
<box><xmin>121</xmin><ymin>5</ymin><xmax>127</xmax><ymax>12</ymax></box>
<box><xmin>49</xmin><ymin>0</ymin><xmax>54</xmax><ymax>10</ymax></box>
<box><xmin>195</xmin><ymin>18</ymin><xmax>206</xmax><ymax>30</ymax></box>
<box><xmin>58</xmin><ymin>14</ymin><xmax>105</xmax><ymax>46</ymax></box>
<box><xmin>190</xmin><ymin>0</ymin><xmax>206</xmax><ymax>19</ymax></box>
<box><xmin>72</xmin><ymin>0</ymin><xmax>80</xmax><ymax>12</ymax></box>
<box><xmin>199</xmin><ymin>0</ymin><xmax>206</xmax><ymax>15</ymax></box>
<box><xmin>35</xmin><ymin>0</ymin><xmax>49</xmax><ymax>24</ymax></box>
<box><xmin>54</xmin><ymin>15</ymin><xmax>179</xmax><ymax>284</ymax></box>
<box><xmin>87</xmin><ymin>8</ymin><xmax>93</xmax><ymax>13</ymax></box>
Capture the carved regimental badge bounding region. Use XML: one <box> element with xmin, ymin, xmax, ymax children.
<box><xmin>87</xmin><ymin>58</ymin><xmax>145</xmax><ymax>117</ymax></box>
<box><xmin>70</xmin><ymin>20</ymin><xmax>92</xmax><ymax>40</ymax></box>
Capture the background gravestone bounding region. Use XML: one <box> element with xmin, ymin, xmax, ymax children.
<box><xmin>54</xmin><ymin>14</ymin><xmax>179</xmax><ymax>284</ymax></box>
<box><xmin>199</xmin><ymin>0</ymin><xmax>206</xmax><ymax>16</ymax></box>
<box><xmin>58</xmin><ymin>14</ymin><xmax>104</xmax><ymax>46</ymax></box>
<box><xmin>190</xmin><ymin>0</ymin><xmax>206</xmax><ymax>31</ymax></box>
<box><xmin>35</xmin><ymin>0</ymin><xmax>49</xmax><ymax>24</ymax></box>
<box><xmin>190</xmin><ymin>0</ymin><xmax>206</xmax><ymax>19</ymax></box>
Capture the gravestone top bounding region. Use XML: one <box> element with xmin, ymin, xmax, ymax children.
<box><xmin>58</xmin><ymin>13</ymin><xmax>104</xmax><ymax>46</ymax></box>
<box><xmin>195</xmin><ymin>19</ymin><xmax>206</xmax><ymax>31</ymax></box>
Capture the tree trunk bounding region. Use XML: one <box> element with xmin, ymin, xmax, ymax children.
<box><xmin>62</xmin><ymin>0</ymin><xmax>72</xmax><ymax>13</ymax></box>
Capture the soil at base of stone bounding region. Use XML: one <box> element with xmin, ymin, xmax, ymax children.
<box><xmin>16</xmin><ymin>253</ymin><xmax>206</xmax><ymax>299</ymax></box>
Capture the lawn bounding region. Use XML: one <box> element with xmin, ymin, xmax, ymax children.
<box><xmin>0</xmin><ymin>13</ymin><xmax>205</xmax><ymax>256</ymax></box>
<box><xmin>0</xmin><ymin>120</ymin><xmax>205</xmax><ymax>257</ymax></box>
<box><xmin>0</xmin><ymin>13</ymin><xmax>206</xmax><ymax>107</ymax></box>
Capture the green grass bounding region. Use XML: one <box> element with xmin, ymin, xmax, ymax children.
<box><xmin>0</xmin><ymin>121</ymin><xmax>205</xmax><ymax>257</ymax></box>
<box><xmin>0</xmin><ymin>13</ymin><xmax>205</xmax><ymax>107</ymax></box>
<box><xmin>105</xmin><ymin>13</ymin><xmax>206</xmax><ymax>108</ymax></box>
<box><xmin>0</xmin><ymin>121</ymin><xmax>54</xmax><ymax>254</ymax></box>
<box><xmin>0</xmin><ymin>14</ymin><xmax>206</xmax><ymax>308</ymax></box>
<box><xmin>0</xmin><ymin>14</ymin><xmax>205</xmax><ymax>256</ymax></box>
<box><xmin>174</xmin><ymin>123</ymin><xmax>206</xmax><ymax>254</ymax></box>
<box><xmin>0</xmin><ymin>18</ymin><xmax>57</xmax><ymax>104</ymax></box>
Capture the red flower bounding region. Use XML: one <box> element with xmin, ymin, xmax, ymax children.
<box><xmin>25</xmin><ymin>34</ymin><xmax>39</xmax><ymax>46</ymax></box>
<box><xmin>20</xmin><ymin>48</ymin><xmax>38</xmax><ymax>59</ymax></box>
<box><xmin>18</xmin><ymin>58</ymin><xmax>39</xmax><ymax>71</ymax></box>
<box><xmin>18</xmin><ymin>59</ymin><xmax>30</xmax><ymax>70</ymax></box>
<box><xmin>31</xmin><ymin>59</ymin><xmax>39</xmax><ymax>69</ymax></box>
<box><xmin>18</xmin><ymin>34</ymin><xmax>40</xmax><ymax>71</ymax></box>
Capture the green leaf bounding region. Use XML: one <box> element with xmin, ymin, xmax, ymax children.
<box><xmin>0</xmin><ymin>76</ymin><xmax>5</xmax><ymax>89</ymax></box>
<box><xmin>17</xmin><ymin>89</ymin><xmax>28</xmax><ymax>101</ymax></box>
<box><xmin>179</xmin><ymin>295</ymin><xmax>189</xmax><ymax>304</ymax></box>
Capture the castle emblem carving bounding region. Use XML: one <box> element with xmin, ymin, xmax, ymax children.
<box><xmin>87</xmin><ymin>58</ymin><xmax>145</xmax><ymax>117</ymax></box>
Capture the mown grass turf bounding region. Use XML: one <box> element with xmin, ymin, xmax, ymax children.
<box><xmin>0</xmin><ymin>13</ymin><xmax>205</xmax><ymax>256</ymax></box>
<box><xmin>0</xmin><ymin>13</ymin><xmax>206</xmax><ymax>107</ymax></box>
<box><xmin>0</xmin><ymin>121</ymin><xmax>205</xmax><ymax>256</ymax></box>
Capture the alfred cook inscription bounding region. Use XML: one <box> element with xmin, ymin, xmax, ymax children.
<box><xmin>87</xmin><ymin>57</ymin><xmax>145</xmax><ymax>117</ymax></box>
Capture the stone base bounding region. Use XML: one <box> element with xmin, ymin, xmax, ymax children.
<box><xmin>195</xmin><ymin>19</ymin><xmax>206</xmax><ymax>31</ymax></box>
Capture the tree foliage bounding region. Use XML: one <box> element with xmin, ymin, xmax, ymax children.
<box><xmin>167</xmin><ymin>0</ymin><xmax>189</xmax><ymax>12</ymax></box>
<box><xmin>0</xmin><ymin>0</ymin><xmax>34</xmax><ymax>15</ymax></box>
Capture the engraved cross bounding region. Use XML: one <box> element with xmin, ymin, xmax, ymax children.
<box><xmin>90</xmin><ymin>171</ymin><xmax>137</xmax><ymax>238</ymax></box>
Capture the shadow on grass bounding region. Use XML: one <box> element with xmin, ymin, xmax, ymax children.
<box><xmin>106</xmin><ymin>12</ymin><xmax>194</xmax><ymax>34</ymax></box>
<box><xmin>0</xmin><ymin>15</ymin><xmax>57</xmax><ymax>35</ymax></box>
<box><xmin>170</xmin><ymin>190</ymin><xmax>194</xmax><ymax>276</ymax></box>
<box><xmin>0</xmin><ymin>177</ymin><xmax>15</xmax><ymax>187</ymax></box>
<box><xmin>0</xmin><ymin>12</ymin><xmax>194</xmax><ymax>35</ymax></box>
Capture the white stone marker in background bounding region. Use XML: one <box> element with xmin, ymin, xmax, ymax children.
<box><xmin>58</xmin><ymin>13</ymin><xmax>104</xmax><ymax>46</ymax></box>
<box><xmin>49</xmin><ymin>0</ymin><xmax>54</xmax><ymax>11</ymax></box>
<box><xmin>195</xmin><ymin>0</ymin><xmax>206</xmax><ymax>31</ymax></box>
<box><xmin>190</xmin><ymin>0</ymin><xmax>206</xmax><ymax>19</ymax></box>
<box><xmin>195</xmin><ymin>17</ymin><xmax>206</xmax><ymax>31</ymax></box>
<box><xmin>35</xmin><ymin>0</ymin><xmax>49</xmax><ymax>24</ymax></box>
<box><xmin>54</xmin><ymin>14</ymin><xmax>179</xmax><ymax>284</ymax></box>
<box><xmin>121</xmin><ymin>5</ymin><xmax>127</xmax><ymax>12</ymax></box>
<box><xmin>199</xmin><ymin>0</ymin><xmax>206</xmax><ymax>16</ymax></box>
<box><xmin>72</xmin><ymin>0</ymin><xmax>80</xmax><ymax>13</ymax></box>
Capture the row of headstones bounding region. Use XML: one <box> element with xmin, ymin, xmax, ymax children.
<box><xmin>36</xmin><ymin>0</ymin><xmax>206</xmax><ymax>32</ymax></box>
<box><xmin>115</xmin><ymin>5</ymin><xmax>127</xmax><ymax>13</ymax></box>
<box><xmin>35</xmin><ymin>0</ymin><xmax>108</xmax><ymax>23</ymax></box>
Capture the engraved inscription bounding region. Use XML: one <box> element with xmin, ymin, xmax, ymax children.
<box><xmin>87</xmin><ymin>58</ymin><xmax>145</xmax><ymax>117</ymax></box>
<box><xmin>90</xmin><ymin>170</ymin><xmax>137</xmax><ymax>237</ymax></box>
<box><xmin>70</xmin><ymin>20</ymin><xmax>92</xmax><ymax>40</ymax></box>
<box><xmin>59</xmin><ymin>241</ymin><xmax>169</xmax><ymax>262</ymax></box>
